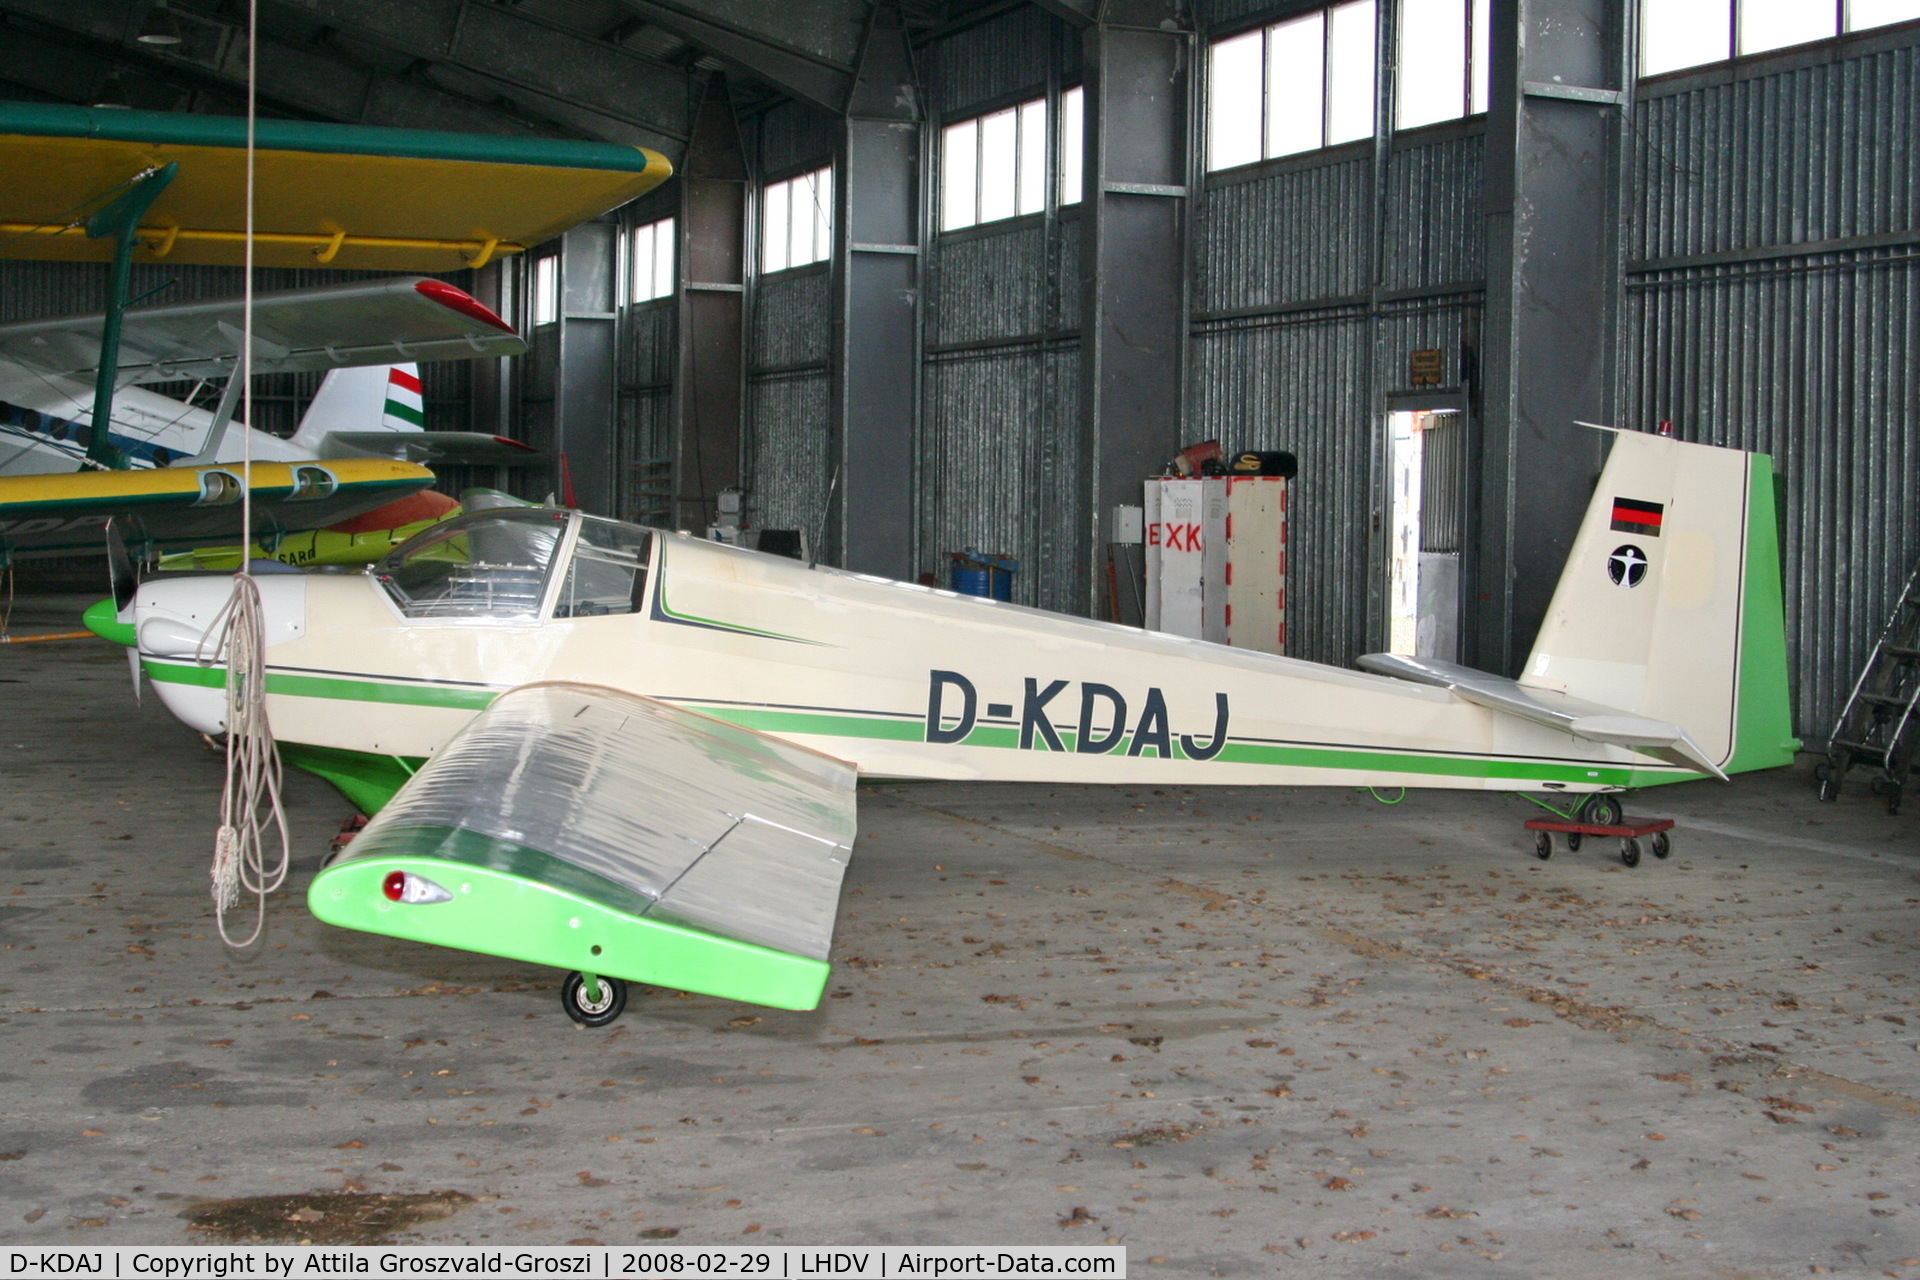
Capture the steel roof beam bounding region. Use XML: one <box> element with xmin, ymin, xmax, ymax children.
<box><xmin>617</xmin><ymin>0</ymin><xmax>853</xmax><ymax>112</ymax></box>
<box><xmin>0</xmin><ymin>0</ymin><xmax>566</xmax><ymax>138</ymax></box>
<box><xmin>1029</xmin><ymin>0</ymin><xmax>1097</xmax><ymax>26</ymax></box>
<box><xmin>288</xmin><ymin>0</ymin><xmax>690</xmax><ymax>150</ymax></box>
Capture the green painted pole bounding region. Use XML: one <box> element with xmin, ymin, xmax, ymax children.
<box><xmin>83</xmin><ymin>162</ymin><xmax>176</xmax><ymax>470</ymax></box>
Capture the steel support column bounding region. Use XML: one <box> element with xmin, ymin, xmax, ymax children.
<box><xmin>555</xmin><ymin>220</ymin><xmax>620</xmax><ymax>514</ymax></box>
<box><xmin>830</xmin><ymin>6</ymin><xmax>919</xmax><ymax>579</ymax></box>
<box><xmin>1474</xmin><ymin>0</ymin><xmax>1630</xmax><ymax>673</ymax></box>
<box><xmin>1079</xmin><ymin>3</ymin><xmax>1191</xmax><ymax>623</ymax></box>
<box><xmin>673</xmin><ymin>75</ymin><xmax>748</xmax><ymax>533</ymax></box>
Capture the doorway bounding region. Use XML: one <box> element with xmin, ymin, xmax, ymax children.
<box><xmin>1386</xmin><ymin>409</ymin><xmax>1465</xmax><ymax>660</ymax></box>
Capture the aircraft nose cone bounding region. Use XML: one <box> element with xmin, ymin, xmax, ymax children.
<box><xmin>133</xmin><ymin>577</ymin><xmax>236</xmax><ymax>660</ymax></box>
<box><xmin>138</xmin><ymin>612</ymin><xmax>216</xmax><ymax>659</ymax></box>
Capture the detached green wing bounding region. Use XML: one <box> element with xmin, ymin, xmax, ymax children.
<box><xmin>307</xmin><ymin>683</ymin><xmax>858</xmax><ymax>1010</ymax></box>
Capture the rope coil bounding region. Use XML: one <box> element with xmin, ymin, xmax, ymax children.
<box><xmin>200</xmin><ymin>574</ymin><xmax>289</xmax><ymax>946</ymax></box>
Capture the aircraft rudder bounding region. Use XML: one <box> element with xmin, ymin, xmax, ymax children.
<box><xmin>1724</xmin><ymin>453</ymin><xmax>1800</xmax><ymax>773</ymax></box>
<box><xmin>1524</xmin><ymin>428</ymin><xmax>1795</xmax><ymax>778</ymax></box>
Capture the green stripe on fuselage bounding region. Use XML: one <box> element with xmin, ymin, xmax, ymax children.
<box><xmin>680</xmin><ymin>703</ymin><xmax>1663</xmax><ymax>788</ymax></box>
<box><xmin>148</xmin><ymin>659</ymin><xmax>1669</xmax><ymax>793</ymax></box>
<box><xmin>143</xmin><ymin>659</ymin><xmax>500</xmax><ymax>709</ymax></box>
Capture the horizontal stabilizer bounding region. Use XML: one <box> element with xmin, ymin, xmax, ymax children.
<box><xmin>1358</xmin><ymin>653</ymin><xmax>1728</xmax><ymax>781</ymax></box>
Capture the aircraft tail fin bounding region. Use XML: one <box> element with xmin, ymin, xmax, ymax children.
<box><xmin>1519</xmin><ymin>426</ymin><xmax>1798</xmax><ymax>779</ymax></box>
<box><xmin>290</xmin><ymin>364</ymin><xmax>424</xmax><ymax>454</ymax></box>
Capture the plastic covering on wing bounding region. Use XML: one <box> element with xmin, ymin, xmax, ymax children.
<box><xmin>339</xmin><ymin>682</ymin><xmax>857</xmax><ymax>960</ymax></box>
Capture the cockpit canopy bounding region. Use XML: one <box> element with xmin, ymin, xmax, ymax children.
<box><xmin>374</xmin><ymin>508</ymin><xmax>653</xmax><ymax>621</ymax></box>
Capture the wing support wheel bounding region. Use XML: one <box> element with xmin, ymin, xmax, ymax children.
<box><xmin>563</xmin><ymin>972</ymin><xmax>627</xmax><ymax>1027</ymax></box>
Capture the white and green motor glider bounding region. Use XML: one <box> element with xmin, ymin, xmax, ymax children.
<box><xmin>109</xmin><ymin>426</ymin><xmax>1797</xmax><ymax>1024</ymax></box>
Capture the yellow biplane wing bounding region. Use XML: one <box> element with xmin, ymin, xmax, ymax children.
<box><xmin>0</xmin><ymin>103</ymin><xmax>671</xmax><ymax>273</ymax></box>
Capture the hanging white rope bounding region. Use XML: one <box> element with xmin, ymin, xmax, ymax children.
<box><xmin>207</xmin><ymin>0</ymin><xmax>288</xmax><ymax>948</ymax></box>
<box><xmin>203</xmin><ymin>576</ymin><xmax>289</xmax><ymax>947</ymax></box>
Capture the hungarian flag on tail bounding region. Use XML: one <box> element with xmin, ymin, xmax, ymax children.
<box><xmin>383</xmin><ymin>366</ymin><xmax>426</xmax><ymax>430</ymax></box>
<box><xmin>1610</xmin><ymin>497</ymin><xmax>1664</xmax><ymax>537</ymax></box>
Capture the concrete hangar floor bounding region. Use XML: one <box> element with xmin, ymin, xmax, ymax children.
<box><xmin>2</xmin><ymin>588</ymin><xmax>1919</xmax><ymax>1275</ymax></box>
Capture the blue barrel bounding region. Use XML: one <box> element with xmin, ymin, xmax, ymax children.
<box><xmin>950</xmin><ymin>550</ymin><xmax>1018</xmax><ymax>601</ymax></box>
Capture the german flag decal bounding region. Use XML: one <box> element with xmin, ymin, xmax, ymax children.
<box><xmin>1610</xmin><ymin>497</ymin><xmax>1665</xmax><ymax>537</ymax></box>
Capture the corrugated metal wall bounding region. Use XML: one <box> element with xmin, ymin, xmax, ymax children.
<box><xmin>933</xmin><ymin>4</ymin><xmax>1060</xmax><ymax>113</ymax></box>
<box><xmin>920</xmin><ymin>5</ymin><xmax>1083</xmax><ymax>608</ymax></box>
<box><xmin>1190</xmin><ymin>305</ymin><xmax>1373</xmax><ymax>662</ymax></box>
<box><xmin>1383</xmin><ymin>130</ymin><xmax>1484</xmax><ymax>291</ymax></box>
<box><xmin>1625</xmin><ymin>33</ymin><xmax>1920</xmax><ymax>737</ymax></box>
<box><xmin>737</xmin><ymin>102</ymin><xmax>838</xmax><ymax>543</ymax></box>
<box><xmin>1189</xmin><ymin>124</ymin><xmax>1484</xmax><ymax>667</ymax></box>
<box><xmin>619</xmin><ymin>297</ymin><xmax>675</xmax><ymax>524</ymax></box>
<box><xmin>758</xmin><ymin>98</ymin><xmax>839</xmax><ymax>179</ymax></box>
<box><xmin>1196</xmin><ymin>156</ymin><xmax>1372</xmax><ymax>309</ymax></box>
<box><xmin>746</xmin><ymin>265</ymin><xmax>834</xmax><ymax>537</ymax></box>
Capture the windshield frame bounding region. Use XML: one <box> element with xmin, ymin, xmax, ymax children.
<box><xmin>552</xmin><ymin>515</ymin><xmax>657</xmax><ymax>620</ymax></box>
<box><xmin>371</xmin><ymin>507</ymin><xmax>579</xmax><ymax>624</ymax></box>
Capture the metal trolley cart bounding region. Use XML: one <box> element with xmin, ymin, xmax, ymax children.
<box><xmin>1522</xmin><ymin>794</ymin><xmax>1673</xmax><ymax>868</ymax></box>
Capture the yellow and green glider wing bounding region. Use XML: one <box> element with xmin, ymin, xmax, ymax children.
<box><xmin>0</xmin><ymin>457</ymin><xmax>435</xmax><ymax>560</ymax></box>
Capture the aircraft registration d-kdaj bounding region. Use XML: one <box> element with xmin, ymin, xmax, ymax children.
<box><xmin>110</xmin><ymin>427</ymin><xmax>1798</xmax><ymax>1025</ymax></box>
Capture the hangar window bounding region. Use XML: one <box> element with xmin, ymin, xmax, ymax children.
<box><xmin>631</xmin><ymin>217</ymin><xmax>675</xmax><ymax>303</ymax></box>
<box><xmin>532</xmin><ymin>253</ymin><xmax>558</xmax><ymax>327</ymax></box>
<box><xmin>1641</xmin><ymin>0</ymin><xmax>1920</xmax><ymax>76</ymax></box>
<box><xmin>941</xmin><ymin>96</ymin><xmax>1049</xmax><ymax>231</ymax></box>
<box><xmin>1396</xmin><ymin>0</ymin><xmax>1490</xmax><ymax>129</ymax></box>
<box><xmin>762</xmin><ymin>167</ymin><xmax>833</xmax><ymax>274</ymax></box>
<box><xmin>1058</xmin><ymin>86</ymin><xmax>1083</xmax><ymax>206</ymax></box>
<box><xmin>1207</xmin><ymin>1</ymin><xmax>1377</xmax><ymax>172</ymax></box>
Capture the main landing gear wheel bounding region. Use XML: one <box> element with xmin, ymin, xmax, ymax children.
<box><xmin>1585</xmin><ymin>794</ymin><xmax>1623</xmax><ymax>828</ymax></box>
<box><xmin>562</xmin><ymin>972</ymin><xmax>627</xmax><ymax>1027</ymax></box>
<box><xmin>1651</xmin><ymin>830</ymin><xmax>1671</xmax><ymax>860</ymax></box>
<box><xmin>1620</xmin><ymin>838</ymin><xmax>1642</xmax><ymax>868</ymax></box>
<box><xmin>1534</xmin><ymin>831</ymin><xmax>1553</xmax><ymax>860</ymax></box>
